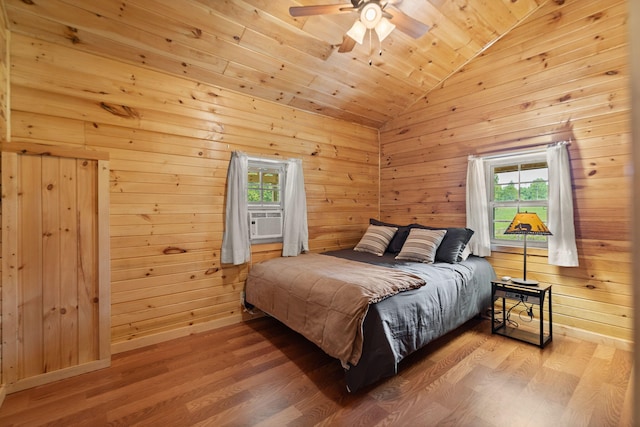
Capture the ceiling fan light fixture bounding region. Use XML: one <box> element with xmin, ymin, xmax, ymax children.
<box><xmin>360</xmin><ymin>3</ymin><xmax>382</xmax><ymax>29</ymax></box>
<box><xmin>375</xmin><ymin>17</ymin><xmax>396</xmax><ymax>42</ymax></box>
<box><xmin>346</xmin><ymin>19</ymin><xmax>367</xmax><ymax>44</ymax></box>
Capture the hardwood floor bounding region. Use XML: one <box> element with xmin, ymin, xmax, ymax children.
<box><xmin>0</xmin><ymin>316</ymin><xmax>633</xmax><ymax>426</ymax></box>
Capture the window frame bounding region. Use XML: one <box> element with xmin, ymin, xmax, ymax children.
<box><xmin>247</xmin><ymin>160</ymin><xmax>285</xmax><ymax>211</ymax></box>
<box><xmin>485</xmin><ymin>151</ymin><xmax>550</xmax><ymax>249</ymax></box>
<box><xmin>247</xmin><ymin>158</ymin><xmax>286</xmax><ymax>244</ymax></box>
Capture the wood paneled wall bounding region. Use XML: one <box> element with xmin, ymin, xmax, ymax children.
<box><xmin>1</xmin><ymin>149</ymin><xmax>111</xmax><ymax>393</ymax></box>
<box><xmin>0</xmin><ymin>0</ymin><xmax>631</xmax><ymax>365</ymax></box>
<box><xmin>0</xmin><ymin>2</ymin><xmax>6</xmax><ymax>141</ymax></box>
<box><xmin>380</xmin><ymin>0</ymin><xmax>632</xmax><ymax>343</ymax></box>
<box><xmin>0</xmin><ymin>0</ymin><xmax>7</xmax><ymax>395</ymax></box>
<box><xmin>7</xmin><ymin>33</ymin><xmax>378</xmax><ymax>351</ymax></box>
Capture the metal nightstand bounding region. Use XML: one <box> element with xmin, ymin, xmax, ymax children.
<box><xmin>491</xmin><ymin>280</ymin><xmax>552</xmax><ymax>348</ymax></box>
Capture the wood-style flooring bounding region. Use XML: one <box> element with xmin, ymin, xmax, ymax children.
<box><xmin>0</xmin><ymin>316</ymin><xmax>633</xmax><ymax>426</ymax></box>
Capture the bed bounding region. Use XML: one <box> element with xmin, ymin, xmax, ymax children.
<box><xmin>244</xmin><ymin>221</ymin><xmax>497</xmax><ymax>392</ymax></box>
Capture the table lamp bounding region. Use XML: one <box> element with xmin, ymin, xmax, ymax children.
<box><xmin>503</xmin><ymin>212</ymin><xmax>552</xmax><ymax>285</ymax></box>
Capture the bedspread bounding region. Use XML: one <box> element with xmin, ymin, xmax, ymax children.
<box><xmin>245</xmin><ymin>252</ymin><xmax>426</xmax><ymax>367</ymax></box>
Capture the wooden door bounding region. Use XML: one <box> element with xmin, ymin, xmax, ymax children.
<box><xmin>1</xmin><ymin>143</ymin><xmax>110</xmax><ymax>393</ymax></box>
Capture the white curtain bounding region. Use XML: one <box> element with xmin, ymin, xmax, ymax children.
<box><xmin>547</xmin><ymin>143</ymin><xmax>579</xmax><ymax>266</ymax></box>
<box><xmin>221</xmin><ymin>151</ymin><xmax>251</xmax><ymax>265</ymax></box>
<box><xmin>466</xmin><ymin>156</ymin><xmax>492</xmax><ymax>257</ymax></box>
<box><xmin>282</xmin><ymin>158</ymin><xmax>309</xmax><ymax>256</ymax></box>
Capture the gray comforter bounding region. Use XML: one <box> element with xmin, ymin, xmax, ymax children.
<box><xmin>324</xmin><ymin>250</ymin><xmax>496</xmax><ymax>392</ymax></box>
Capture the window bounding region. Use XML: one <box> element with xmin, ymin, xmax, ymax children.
<box><xmin>486</xmin><ymin>152</ymin><xmax>549</xmax><ymax>247</ymax></box>
<box><xmin>248</xmin><ymin>162</ymin><xmax>284</xmax><ymax>209</ymax></box>
<box><xmin>247</xmin><ymin>159</ymin><xmax>285</xmax><ymax>242</ymax></box>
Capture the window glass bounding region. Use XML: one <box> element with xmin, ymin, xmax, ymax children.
<box><xmin>488</xmin><ymin>154</ymin><xmax>549</xmax><ymax>246</ymax></box>
<box><xmin>248</xmin><ymin>165</ymin><xmax>282</xmax><ymax>207</ymax></box>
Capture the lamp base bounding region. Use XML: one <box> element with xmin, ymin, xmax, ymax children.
<box><xmin>510</xmin><ymin>278</ymin><xmax>539</xmax><ymax>286</ymax></box>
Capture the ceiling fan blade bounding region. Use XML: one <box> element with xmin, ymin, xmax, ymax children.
<box><xmin>388</xmin><ymin>8</ymin><xmax>429</xmax><ymax>39</ymax></box>
<box><xmin>289</xmin><ymin>4</ymin><xmax>355</xmax><ymax>17</ymax></box>
<box><xmin>338</xmin><ymin>35</ymin><xmax>356</xmax><ymax>53</ymax></box>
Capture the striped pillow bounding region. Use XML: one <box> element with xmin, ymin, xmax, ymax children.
<box><xmin>395</xmin><ymin>228</ymin><xmax>447</xmax><ymax>263</ymax></box>
<box><xmin>354</xmin><ymin>225</ymin><xmax>398</xmax><ymax>256</ymax></box>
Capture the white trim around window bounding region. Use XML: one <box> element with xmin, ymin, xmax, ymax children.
<box><xmin>485</xmin><ymin>151</ymin><xmax>550</xmax><ymax>249</ymax></box>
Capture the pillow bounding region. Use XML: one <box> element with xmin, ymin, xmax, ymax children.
<box><xmin>354</xmin><ymin>224</ymin><xmax>398</xmax><ymax>256</ymax></box>
<box><xmin>369</xmin><ymin>218</ymin><xmax>411</xmax><ymax>253</ymax></box>
<box><xmin>438</xmin><ymin>227</ymin><xmax>475</xmax><ymax>263</ymax></box>
<box><xmin>459</xmin><ymin>244</ymin><xmax>471</xmax><ymax>261</ymax></box>
<box><xmin>410</xmin><ymin>224</ymin><xmax>474</xmax><ymax>263</ymax></box>
<box><xmin>395</xmin><ymin>228</ymin><xmax>447</xmax><ymax>263</ymax></box>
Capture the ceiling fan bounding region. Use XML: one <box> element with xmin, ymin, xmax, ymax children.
<box><xmin>289</xmin><ymin>0</ymin><xmax>429</xmax><ymax>53</ymax></box>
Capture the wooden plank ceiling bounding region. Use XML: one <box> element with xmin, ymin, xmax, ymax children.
<box><xmin>4</xmin><ymin>0</ymin><xmax>546</xmax><ymax>129</ymax></box>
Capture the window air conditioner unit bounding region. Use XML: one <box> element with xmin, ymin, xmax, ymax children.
<box><xmin>249</xmin><ymin>210</ymin><xmax>283</xmax><ymax>239</ymax></box>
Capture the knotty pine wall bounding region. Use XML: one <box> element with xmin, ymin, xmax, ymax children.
<box><xmin>0</xmin><ymin>5</ymin><xmax>6</xmax><ymax>141</ymax></box>
<box><xmin>6</xmin><ymin>32</ymin><xmax>378</xmax><ymax>352</ymax></box>
<box><xmin>0</xmin><ymin>0</ymin><xmax>632</xmax><ymax>363</ymax></box>
<box><xmin>380</xmin><ymin>0</ymin><xmax>632</xmax><ymax>343</ymax></box>
<box><xmin>0</xmin><ymin>1</ymin><xmax>7</xmax><ymax>391</ymax></box>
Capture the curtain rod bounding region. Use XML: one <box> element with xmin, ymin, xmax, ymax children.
<box><xmin>471</xmin><ymin>139</ymin><xmax>571</xmax><ymax>160</ymax></box>
<box><xmin>247</xmin><ymin>156</ymin><xmax>283</xmax><ymax>164</ymax></box>
<box><xmin>247</xmin><ymin>154</ymin><xmax>303</xmax><ymax>164</ymax></box>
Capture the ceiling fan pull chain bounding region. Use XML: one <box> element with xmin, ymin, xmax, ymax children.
<box><xmin>369</xmin><ymin>31</ymin><xmax>383</xmax><ymax>65</ymax></box>
<box><xmin>368</xmin><ymin>29</ymin><xmax>373</xmax><ymax>65</ymax></box>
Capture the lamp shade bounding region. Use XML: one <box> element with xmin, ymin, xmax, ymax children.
<box><xmin>504</xmin><ymin>211</ymin><xmax>551</xmax><ymax>285</ymax></box>
<box><xmin>504</xmin><ymin>212</ymin><xmax>552</xmax><ymax>236</ymax></box>
<box><xmin>346</xmin><ymin>20</ymin><xmax>367</xmax><ymax>44</ymax></box>
<box><xmin>375</xmin><ymin>17</ymin><xmax>396</xmax><ymax>42</ymax></box>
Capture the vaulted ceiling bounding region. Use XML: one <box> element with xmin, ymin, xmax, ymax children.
<box><xmin>4</xmin><ymin>0</ymin><xmax>547</xmax><ymax>128</ymax></box>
